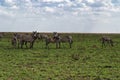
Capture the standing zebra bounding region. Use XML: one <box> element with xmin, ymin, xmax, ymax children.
<box><xmin>13</xmin><ymin>31</ymin><xmax>38</xmax><ymax>49</ymax></box>
<box><xmin>37</xmin><ymin>33</ymin><xmax>49</xmax><ymax>41</ymax></box>
<box><xmin>20</xmin><ymin>31</ymin><xmax>38</xmax><ymax>48</ymax></box>
<box><xmin>11</xmin><ymin>33</ymin><xmax>17</xmax><ymax>48</ymax></box>
<box><xmin>45</xmin><ymin>32</ymin><xmax>60</xmax><ymax>49</ymax></box>
<box><xmin>101</xmin><ymin>36</ymin><xmax>113</xmax><ymax>47</ymax></box>
<box><xmin>59</xmin><ymin>35</ymin><xmax>73</xmax><ymax>48</ymax></box>
<box><xmin>0</xmin><ymin>33</ymin><xmax>4</xmax><ymax>41</ymax></box>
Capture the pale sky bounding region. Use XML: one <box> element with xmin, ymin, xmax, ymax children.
<box><xmin>0</xmin><ymin>0</ymin><xmax>120</xmax><ymax>33</ymax></box>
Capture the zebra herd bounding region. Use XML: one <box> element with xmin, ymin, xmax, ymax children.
<box><xmin>0</xmin><ymin>32</ymin><xmax>114</xmax><ymax>49</ymax></box>
<box><xmin>11</xmin><ymin>31</ymin><xmax>73</xmax><ymax>49</ymax></box>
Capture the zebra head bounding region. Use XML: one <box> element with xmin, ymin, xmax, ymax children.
<box><xmin>32</xmin><ymin>31</ymin><xmax>38</xmax><ymax>39</ymax></box>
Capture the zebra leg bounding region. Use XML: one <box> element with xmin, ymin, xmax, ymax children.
<box><xmin>14</xmin><ymin>40</ymin><xmax>17</xmax><ymax>48</ymax></box>
<box><xmin>56</xmin><ymin>42</ymin><xmax>58</xmax><ymax>48</ymax></box>
<box><xmin>25</xmin><ymin>41</ymin><xmax>28</xmax><ymax>48</ymax></box>
<box><xmin>59</xmin><ymin>42</ymin><xmax>61</xmax><ymax>48</ymax></box>
<box><xmin>69</xmin><ymin>39</ymin><xmax>73</xmax><ymax>48</ymax></box>
<box><xmin>107</xmin><ymin>41</ymin><xmax>110</xmax><ymax>47</ymax></box>
<box><xmin>45</xmin><ymin>42</ymin><xmax>49</xmax><ymax>49</ymax></box>
<box><xmin>56</xmin><ymin>40</ymin><xmax>60</xmax><ymax>49</ymax></box>
<box><xmin>18</xmin><ymin>40</ymin><xmax>20</xmax><ymax>48</ymax></box>
<box><xmin>102</xmin><ymin>41</ymin><xmax>105</xmax><ymax>47</ymax></box>
<box><xmin>29</xmin><ymin>42</ymin><xmax>33</xmax><ymax>48</ymax></box>
<box><xmin>70</xmin><ymin>43</ymin><xmax>71</xmax><ymax>48</ymax></box>
<box><xmin>20</xmin><ymin>41</ymin><xmax>24</xmax><ymax>49</ymax></box>
<box><xmin>110</xmin><ymin>40</ymin><xmax>113</xmax><ymax>47</ymax></box>
<box><xmin>30</xmin><ymin>42</ymin><xmax>34</xmax><ymax>48</ymax></box>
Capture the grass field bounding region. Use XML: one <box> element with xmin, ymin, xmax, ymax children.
<box><xmin>0</xmin><ymin>33</ymin><xmax>120</xmax><ymax>80</ymax></box>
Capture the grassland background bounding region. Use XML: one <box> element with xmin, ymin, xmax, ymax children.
<box><xmin>0</xmin><ymin>32</ymin><xmax>120</xmax><ymax>80</ymax></box>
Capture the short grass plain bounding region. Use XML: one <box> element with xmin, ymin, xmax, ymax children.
<box><xmin>0</xmin><ymin>33</ymin><xmax>120</xmax><ymax>80</ymax></box>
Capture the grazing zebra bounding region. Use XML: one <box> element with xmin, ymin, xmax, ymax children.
<box><xmin>14</xmin><ymin>31</ymin><xmax>38</xmax><ymax>49</ymax></box>
<box><xmin>101</xmin><ymin>36</ymin><xmax>113</xmax><ymax>47</ymax></box>
<box><xmin>45</xmin><ymin>32</ymin><xmax>60</xmax><ymax>49</ymax></box>
<box><xmin>59</xmin><ymin>35</ymin><xmax>73</xmax><ymax>48</ymax></box>
<box><xmin>11</xmin><ymin>34</ymin><xmax>17</xmax><ymax>48</ymax></box>
<box><xmin>37</xmin><ymin>33</ymin><xmax>48</xmax><ymax>41</ymax></box>
<box><xmin>0</xmin><ymin>33</ymin><xmax>4</xmax><ymax>40</ymax></box>
<box><xmin>45</xmin><ymin>36</ymin><xmax>60</xmax><ymax>49</ymax></box>
<box><xmin>45</xmin><ymin>32</ymin><xmax>73</xmax><ymax>49</ymax></box>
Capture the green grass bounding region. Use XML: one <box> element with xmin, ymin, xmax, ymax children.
<box><xmin>0</xmin><ymin>33</ymin><xmax>120</xmax><ymax>80</ymax></box>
